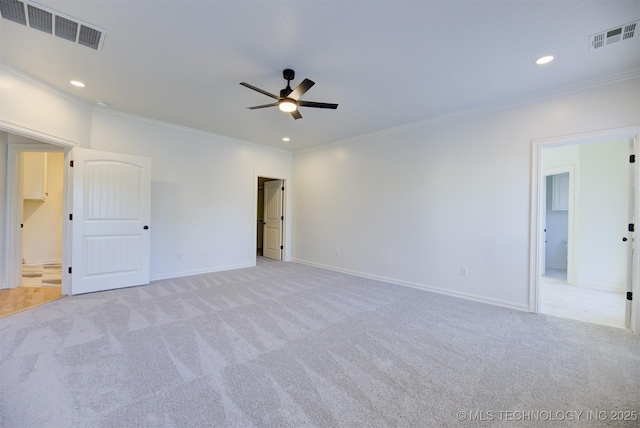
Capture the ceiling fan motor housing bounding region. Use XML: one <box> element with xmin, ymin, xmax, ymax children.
<box><xmin>280</xmin><ymin>88</ymin><xmax>292</xmax><ymax>98</ymax></box>
<box><xmin>283</xmin><ymin>69</ymin><xmax>295</xmax><ymax>81</ymax></box>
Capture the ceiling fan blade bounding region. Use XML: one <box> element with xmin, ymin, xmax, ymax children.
<box><xmin>247</xmin><ymin>102</ymin><xmax>278</xmax><ymax>110</ymax></box>
<box><xmin>288</xmin><ymin>78</ymin><xmax>315</xmax><ymax>100</ymax></box>
<box><xmin>291</xmin><ymin>110</ymin><xmax>302</xmax><ymax>120</ymax></box>
<box><xmin>240</xmin><ymin>82</ymin><xmax>280</xmax><ymax>100</ymax></box>
<box><xmin>298</xmin><ymin>100</ymin><xmax>338</xmax><ymax>109</ymax></box>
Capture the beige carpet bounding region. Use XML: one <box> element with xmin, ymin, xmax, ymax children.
<box><xmin>1</xmin><ymin>258</ymin><xmax>639</xmax><ymax>427</ymax></box>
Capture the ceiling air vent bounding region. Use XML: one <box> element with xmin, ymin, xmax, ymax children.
<box><xmin>0</xmin><ymin>0</ymin><xmax>106</xmax><ymax>50</ymax></box>
<box><xmin>590</xmin><ymin>21</ymin><xmax>638</xmax><ymax>51</ymax></box>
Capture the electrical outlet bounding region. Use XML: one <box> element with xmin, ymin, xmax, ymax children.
<box><xmin>461</xmin><ymin>267</ymin><xmax>468</xmax><ymax>276</ymax></box>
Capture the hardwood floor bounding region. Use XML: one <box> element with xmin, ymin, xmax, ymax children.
<box><xmin>0</xmin><ymin>263</ymin><xmax>64</xmax><ymax>318</ymax></box>
<box><xmin>0</xmin><ymin>286</ymin><xmax>63</xmax><ymax>318</ymax></box>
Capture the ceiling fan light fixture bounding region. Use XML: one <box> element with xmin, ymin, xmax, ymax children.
<box><xmin>278</xmin><ymin>99</ymin><xmax>297</xmax><ymax>112</ymax></box>
<box><xmin>240</xmin><ymin>70</ymin><xmax>337</xmax><ymax>120</ymax></box>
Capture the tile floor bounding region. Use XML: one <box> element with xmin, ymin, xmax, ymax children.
<box><xmin>21</xmin><ymin>263</ymin><xmax>63</xmax><ymax>288</ymax></box>
<box><xmin>540</xmin><ymin>268</ymin><xmax>626</xmax><ymax>329</ymax></box>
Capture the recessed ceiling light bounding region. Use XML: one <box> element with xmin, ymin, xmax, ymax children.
<box><xmin>70</xmin><ymin>80</ymin><xmax>86</xmax><ymax>87</ymax></box>
<box><xmin>97</xmin><ymin>101</ymin><xmax>108</xmax><ymax>107</ymax></box>
<box><xmin>282</xmin><ymin>137</ymin><xmax>290</xmax><ymax>142</ymax></box>
<box><xmin>535</xmin><ymin>55</ymin><xmax>555</xmax><ymax>65</ymax></box>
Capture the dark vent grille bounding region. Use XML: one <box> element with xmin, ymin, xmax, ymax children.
<box><xmin>590</xmin><ymin>21</ymin><xmax>638</xmax><ymax>51</ymax></box>
<box><xmin>624</xmin><ymin>22</ymin><xmax>636</xmax><ymax>40</ymax></box>
<box><xmin>0</xmin><ymin>0</ymin><xmax>26</xmax><ymax>25</ymax></box>
<box><xmin>592</xmin><ymin>33</ymin><xmax>605</xmax><ymax>49</ymax></box>
<box><xmin>0</xmin><ymin>0</ymin><xmax>106</xmax><ymax>50</ymax></box>
<box><xmin>78</xmin><ymin>24</ymin><xmax>101</xmax><ymax>49</ymax></box>
<box><xmin>27</xmin><ymin>4</ymin><xmax>51</xmax><ymax>33</ymax></box>
<box><xmin>55</xmin><ymin>15</ymin><xmax>77</xmax><ymax>41</ymax></box>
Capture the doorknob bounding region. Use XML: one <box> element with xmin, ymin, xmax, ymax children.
<box><xmin>143</xmin><ymin>225</ymin><xmax>149</xmax><ymax>230</ymax></box>
<box><xmin>623</xmin><ymin>237</ymin><xmax>628</xmax><ymax>242</ymax></box>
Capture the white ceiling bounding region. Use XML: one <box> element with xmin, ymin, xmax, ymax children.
<box><xmin>1</xmin><ymin>1</ymin><xmax>639</xmax><ymax>150</ymax></box>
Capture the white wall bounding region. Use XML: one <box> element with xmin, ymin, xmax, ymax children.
<box><xmin>293</xmin><ymin>77</ymin><xmax>640</xmax><ymax>309</ymax></box>
<box><xmin>577</xmin><ymin>139</ymin><xmax>628</xmax><ymax>291</ymax></box>
<box><xmin>22</xmin><ymin>152</ymin><xmax>64</xmax><ymax>266</ymax></box>
<box><xmin>1</xmin><ymin>67</ymin><xmax>293</xmax><ymax>286</ymax></box>
<box><xmin>89</xmin><ymin>111</ymin><xmax>293</xmax><ymax>280</ymax></box>
<box><xmin>0</xmin><ymin>132</ymin><xmax>7</xmax><ymax>288</ymax></box>
<box><xmin>0</xmin><ymin>67</ymin><xmax>91</xmax><ymax>146</ymax></box>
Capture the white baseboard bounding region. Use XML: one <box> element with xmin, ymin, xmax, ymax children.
<box><xmin>292</xmin><ymin>258</ymin><xmax>529</xmax><ymax>312</ymax></box>
<box><xmin>545</xmin><ymin>264</ymin><xmax>567</xmax><ymax>270</ymax></box>
<box><xmin>150</xmin><ymin>262</ymin><xmax>254</xmax><ymax>282</ymax></box>
<box><xmin>23</xmin><ymin>258</ymin><xmax>62</xmax><ymax>267</ymax></box>
<box><xmin>0</xmin><ymin>280</ymin><xmax>6</xmax><ymax>290</ymax></box>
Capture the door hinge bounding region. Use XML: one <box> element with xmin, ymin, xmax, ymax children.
<box><xmin>280</xmin><ymin>245</ymin><xmax>284</xmax><ymax>250</ymax></box>
<box><xmin>629</xmin><ymin>223</ymin><xmax>635</xmax><ymax>232</ymax></box>
<box><xmin>68</xmin><ymin>267</ymin><xmax>72</xmax><ymax>274</ymax></box>
<box><xmin>69</xmin><ymin>214</ymin><xmax>73</xmax><ymax>221</ymax></box>
<box><xmin>281</xmin><ymin>186</ymin><xmax>284</xmax><ymax>191</ymax></box>
<box><xmin>627</xmin><ymin>292</ymin><xmax>633</xmax><ymax>301</ymax></box>
<box><xmin>630</xmin><ymin>154</ymin><xmax>636</xmax><ymax>163</ymax></box>
<box><xmin>281</xmin><ymin>215</ymin><xmax>284</xmax><ymax>221</ymax></box>
<box><xmin>70</xmin><ymin>160</ymin><xmax>74</xmax><ymax>167</ymax></box>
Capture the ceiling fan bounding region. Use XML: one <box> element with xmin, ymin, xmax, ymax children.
<box><xmin>240</xmin><ymin>69</ymin><xmax>338</xmax><ymax>120</ymax></box>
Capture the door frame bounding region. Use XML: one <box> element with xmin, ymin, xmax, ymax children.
<box><xmin>3</xmin><ymin>125</ymin><xmax>76</xmax><ymax>295</ymax></box>
<box><xmin>529</xmin><ymin>125</ymin><xmax>640</xmax><ymax>333</ymax></box>
<box><xmin>542</xmin><ymin>166</ymin><xmax>576</xmax><ymax>284</ymax></box>
<box><xmin>253</xmin><ymin>172</ymin><xmax>291</xmax><ymax>264</ymax></box>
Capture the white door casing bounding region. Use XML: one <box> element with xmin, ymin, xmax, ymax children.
<box><xmin>71</xmin><ymin>148</ymin><xmax>151</xmax><ymax>294</ymax></box>
<box><xmin>626</xmin><ymin>137</ymin><xmax>637</xmax><ymax>329</ymax></box>
<box><xmin>530</xmin><ymin>126</ymin><xmax>640</xmax><ymax>333</ymax></box>
<box><xmin>263</xmin><ymin>180</ymin><xmax>283</xmax><ymax>261</ymax></box>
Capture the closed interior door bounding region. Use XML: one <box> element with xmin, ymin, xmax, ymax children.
<box><xmin>263</xmin><ymin>180</ymin><xmax>283</xmax><ymax>261</ymax></box>
<box><xmin>71</xmin><ymin>148</ymin><xmax>152</xmax><ymax>294</ymax></box>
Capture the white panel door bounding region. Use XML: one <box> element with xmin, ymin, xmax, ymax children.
<box><xmin>263</xmin><ymin>180</ymin><xmax>283</xmax><ymax>261</ymax></box>
<box><xmin>71</xmin><ymin>148</ymin><xmax>151</xmax><ymax>294</ymax></box>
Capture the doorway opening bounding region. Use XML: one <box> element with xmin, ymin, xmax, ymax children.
<box><xmin>544</xmin><ymin>173</ymin><xmax>569</xmax><ymax>282</ymax></box>
<box><xmin>530</xmin><ymin>126</ymin><xmax>640</xmax><ymax>332</ymax></box>
<box><xmin>21</xmin><ymin>150</ymin><xmax>64</xmax><ymax>289</ymax></box>
<box><xmin>1</xmin><ymin>136</ymin><xmax>69</xmax><ymax>317</ymax></box>
<box><xmin>256</xmin><ymin>176</ymin><xmax>286</xmax><ymax>262</ymax></box>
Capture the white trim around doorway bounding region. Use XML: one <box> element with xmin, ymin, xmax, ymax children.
<box><xmin>2</xmin><ymin>123</ymin><xmax>77</xmax><ymax>296</ymax></box>
<box><xmin>529</xmin><ymin>125</ymin><xmax>640</xmax><ymax>333</ymax></box>
<box><xmin>253</xmin><ymin>172</ymin><xmax>292</xmax><ymax>265</ymax></box>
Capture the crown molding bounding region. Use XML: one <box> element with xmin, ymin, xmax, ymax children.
<box><xmin>295</xmin><ymin>70</ymin><xmax>640</xmax><ymax>155</ymax></box>
<box><xmin>93</xmin><ymin>108</ymin><xmax>293</xmax><ymax>156</ymax></box>
<box><xmin>1</xmin><ymin>62</ymin><xmax>291</xmax><ymax>155</ymax></box>
<box><xmin>3</xmin><ymin>60</ymin><xmax>637</xmax><ymax>156</ymax></box>
<box><xmin>1</xmin><ymin>62</ymin><xmax>94</xmax><ymax>110</ymax></box>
